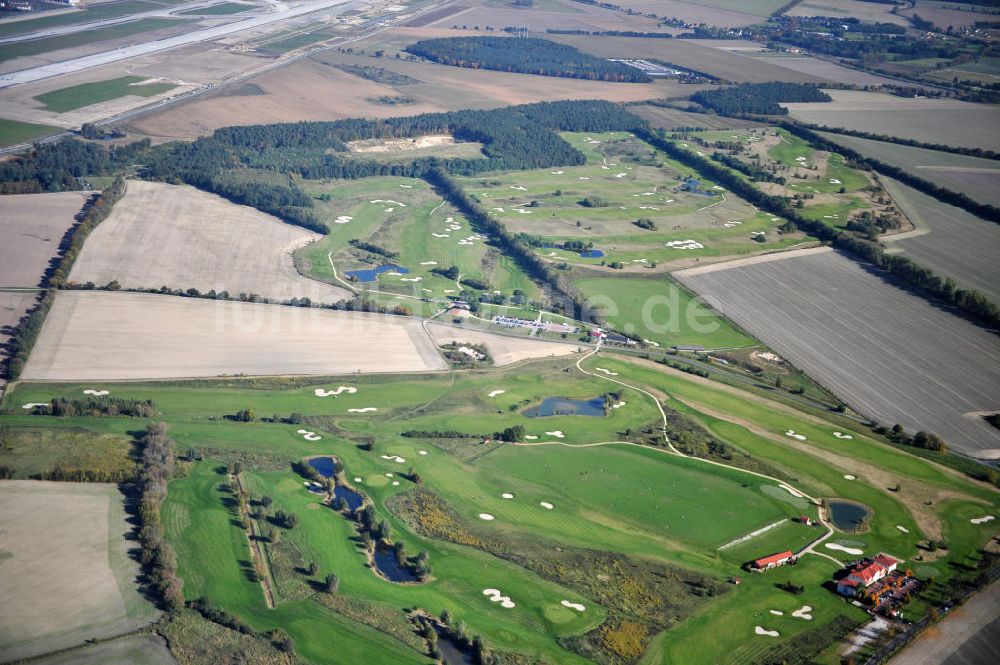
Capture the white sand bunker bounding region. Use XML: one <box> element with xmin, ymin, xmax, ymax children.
<box><xmin>785</xmin><ymin>429</ymin><xmax>807</xmax><ymax>441</ymax></box>
<box><xmin>370</xmin><ymin>199</ymin><xmax>406</xmax><ymax>207</ymax></box>
<box><xmin>479</xmin><ymin>513</ymin><xmax>495</xmax><ymax>521</ymax></box>
<box><xmin>296</xmin><ymin>429</ymin><xmax>322</xmax><ymax>442</ymax></box>
<box><xmin>315</xmin><ymin>386</ymin><xmax>357</xmax><ymax>397</ymax></box>
<box><xmin>971</xmin><ymin>515</ymin><xmax>996</xmax><ymax>525</ymax></box>
<box><xmin>488</xmin><ymin>389</ymin><xmax>506</xmax><ymax>397</ymax></box>
<box><xmin>826</xmin><ymin>543</ymin><xmax>864</xmax><ymax>555</ymax></box>
<box><xmin>579</xmin><ymin>177</ymin><xmax>590</xmax><ymax>180</ymax></box>
<box><xmin>594</xmin><ymin>367</ymin><xmax>618</xmax><ymax>376</ymax></box>
<box><xmin>400</xmin><ymin>277</ymin><xmax>421</xmax><ymax>282</ymax></box>
<box><xmin>419</xmin><ymin>450</ymin><xmax>428</xmax><ymax>456</ymax></box>
<box><xmin>348</xmin><ymin>407</ymin><xmax>378</xmax><ymax>413</ymax></box>
<box><xmin>420</xmin><ymin>261</ymin><xmax>438</xmax><ymax>265</ymax></box>
<box><xmin>830</xmin><ymin>179</ymin><xmax>841</xmax><ymax>184</ymax></box>
<box><xmin>483</xmin><ymin>589</ymin><xmax>515</xmax><ymax>608</ymax></box>
<box><xmin>83</xmin><ymin>389</ymin><xmax>109</xmax><ymax>396</ymax></box>
<box><xmin>524</xmin><ymin>435</ymin><xmax>538</xmax><ymax>440</ymax></box>
<box><xmin>665</xmin><ymin>239</ymin><xmax>704</xmax><ymax>250</ymax></box>
<box><xmin>22</xmin><ymin>402</ymin><xmax>48</xmax><ymax>409</ymax></box>
<box><xmin>354</xmin><ymin>477</ymin><xmax>362</xmax><ymax>482</ymax></box>
<box><xmin>833</xmin><ymin>432</ymin><xmax>854</xmax><ymax>440</ymax></box>
<box><xmin>380</xmin><ymin>455</ymin><xmax>406</xmax><ymax>464</ymax></box>
<box><xmin>385</xmin><ymin>473</ymin><xmax>394</xmax><ymax>477</ymax></box>
<box><xmin>545</xmin><ymin>431</ymin><xmax>565</xmax><ymax>438</ymax></box>
<box><xmin>510</xmin><ymin>185</ymin><xmax>527</xmax><ymax>191</ymax></box>
<box><xmin>540</xmin><ymin>501</ymin><xmax>554</xmax><ymax>510</ymax></box>
<box><xmin>769</xmin><ymin>610</ymin><xmax>783</xmax><ymax>616</ymax></box>
<box><xmin>792</xmin><ymin>605</ymin><xmax>813</xmax><ymax>620</ymax></box>
<box><xmin>779</xmin><ymin>484</ymin><xmax>804</xmax><ymax>498</ymax></box>
<box><xmin>561</xmin><ymin>600</ymin><xmax>586</xmax><ymax>612</ymax></box>
<box><xmin>501</xmin><ymin>493</ymin><xmax>514</xmax><ymax>499</ymax></box>
<box><xmin>844</xmin><ymin>474</ymin><xmax>856</xmax><ymax>480</ymax></box>
<box><xmin>897</xmin><ymin>525</ymin><xmax>909</xmax><ymax>533</ymax></box>
<box><xmin>392</xmin><ymin>481</ymin><xmax>400</xmax><ymax>486</ymax></box>
<box><xmin>550</xmin><ymin>170</ymin><xmax>565</xmax><ymax>175</ymax></box>
<box><xmin>334</xmin><ymin>215</ymin><xmax>353</xmax><ymax>224</ymax></box>
<box><xmin>755</xmin><ymin>626</ymin><xmax>779</xmax><ymax>637</ymax></box>
<box><xmin>432</xmin><ymin>233</ymin><xmax>450</xmax><ymax>238</ymax></box>
<box><xmin>612</xmin><ymin>401</ymin><xmax>626</xmax><ymax>409</ymax></box>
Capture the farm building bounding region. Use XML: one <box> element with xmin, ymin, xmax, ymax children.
<box><xmin>836</xmin><ymin>554</ymin><xmax>899</xmax><ymax>597</ymax></box>
<box><xmin>752</xmin><ymin>550</ymin><xmax>794</xmax><ymax>571</ymax></box>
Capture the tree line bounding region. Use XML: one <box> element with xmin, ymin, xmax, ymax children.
<box><xmin>691</xmin><ymin>82</ymin><xmax>831</xmax><ymax>117</ymax></box>
<box><xmin>405</xmin><ymin>36</ymin><xmax>651</xmax><ymax>82</ymax></box>
<box><xmin>25</xmin><ymin>396</ymin><xmax>157</xmax><ymax>418</ymax></box>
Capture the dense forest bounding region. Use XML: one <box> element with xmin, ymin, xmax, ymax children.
<box><xmin>691</xmin><ymin>83</ymin><xmax>831</xmax><ymax>117</ymax></box>
<box><xmin>404</xmin><ymin>36</ymin><xmax>651</xmax><ymax>82</ymax></box>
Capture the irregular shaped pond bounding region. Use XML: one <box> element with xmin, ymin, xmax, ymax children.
<box><xmin>308</xmin><ymin>457</ymin><xmax>363</xmax><ymax>511</ymax></box>
<box><xmin>579</xmin><ymin>249</ymin><xmax>605</xmax><ymax>258</ymax></box>
<box><xmin>374</xmin><ymin>544</ymin><xmax>419</xmax><ymax>583</ymax></box>
<box><xmin>827</xmin><ymin>499</ymin><xmax>871</xmax><ymax>532</ymax></box>
<box><xmin>345</xmin><ymin>263</ymin><xmax>410</xmax><ymax>283</ymax></box>
<box><xmin>524</xmin><ymin>396</ymin><xmax>607</xmax><ymax>418</ymax></box>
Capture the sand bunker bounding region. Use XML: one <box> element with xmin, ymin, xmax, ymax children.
<box><xmin>755</xmin><ymin>626</ymin><xmax>779</xmax><ymax>637</ymax></box>
<box><xmin>844</xmin><ymin>474</ymin><xmax>856</xmax><ymax>480</ymax></box>
<box><xmin>479</xmin><ymin>513</ymin><xmax>495</xmax><ymax>521</ymax></box>
<box><xmin>561</xmin><ymin>600</ymin><xmax>586</xmax><ymax>612</ymax></box>
<box><xmin>334</xmin><ymin>216</ymin><xmax>353</xmax><ymax>224</ymax></box>
<box><xmin>540</xmin><ymin>501</ymin><xmax>554</xmax><ymax>510</ymax></box>
<box><xmin>594</xmin><ymin>367</ymin><xmax>618</xmax><ymax>376</ymax></box>
<box><xmin>825</xmin><ymin>543</ymin><xmax>864</xmax><ymax>555</ymax></box>
<box><xmin>392</xmin><ymin>481</ymin><xmax>400</xmax><ymax>486</ymax></box>
<box><xmin>897</xmin><ymin>525</ymin><xmax>909</xmax><ymax>533</ymax></box>
<box><xmin>400</xmin><ymin>277</ymin><xmax>421</xmax><ymax>282</ymax></box>
<box><xmin>971</xmin><ymin>515</ymin><xmax>995</xmax><ymax>524</ymax></box>
<box><xmin>369</xmin><ymin>199</ymin><xmax>405</xmax><ymax>207</ymax></box>
<box><xmin>296</xmin><ymin>429</ymin><xmax>322</xmax><ymax>442</ymax></box>
<box><xmin>348</xmin><ymin>407</ymin><xmax>378</xmax><ymax>413</ymax></box>
<box><xmin>432</xmin><ymin>233</ymin><xmax>450</xmax><ymax>238</ymax></box>
<box><xmin>501</xmin><ymin>493</ymin><xmax>514</xmax><ymax>499</ymax></box>
<box><xmin>769</xmin><ymin>610</ymin><xmax>783</xmax><ymax>616</ymax></box>
<box><xmin>314</xmin><ymin>386</ymin><xmax>357</xmax><ymax>397</ymax></box>
<box><xmin>833</xmin><ymin>432</ymin><xmax>854</xmax><ymax>440</ymax></box>
<box><xmin>380</xmin><ymin>455</ymin><xmax>406</xmax><ymax>464</ymax></box>
<box><xmin>524</xmin><ymin>435</ymin><xmax>538</xmax><ymax>440</ymax></box>
<box><xmin>779</xmin><ymin>484</ymin><xmax>804</xmax><ymax>498</ymax></box>
<box><xmin>353</xmin><ymin>477</ymin><xmax>362</xmax><ymax>482</ymax></box>
<box><xmin>612</xmin><ymin>401</ymin><xmax>626</xmax><ymax>409</ymax></box>
<box><xmin>792</xmin><ymin>605</ymin><xmax>813</xmax><ymax>620</ymax></box>
<box><xmin>483</xmin><ymin>589</ymin><xmax>515</xmax><ymax>609</ymax></box>
<box><xmin>785</xmin><ymin>429</ymin><xmax>807</xmax><ymax>441</ymax></box>
<box><xmin>420</xmin><ymin>261</ymin><xmax>438</xmax><ymax>266</ymax></box>
<box><xmin>419</xmin><ymin>450</ymin><xmax>428</xmax><ymax>456</ymax></box>
<box><xmin>545</xmin><ymin>431</ymin><xmax>565</xmax><ymax>438</ymax></box>
<box><xmin>83</xmin><ymin>389</ymin><xmax>109</xmax><ymax>396</ymax></box>
<box><xmin>488</xmin><ymin>389</ymin><xmax>506</xmax><ymax>397</ymax></box>
<box><xmin>21</xmin><ymin>403</ymin><xmax>48</xmax><ymax>409</ymax></box>
<box><xmin>550</xmin><ymin>171</ymin><xmax>565</xmax><ymax>175</ymax></box>
<box><xmin>665</xmin><ymin>239</ymin><xmax>704</xmax><ymax>250</ymax></box>
<box><xmin>384</xmin><ymin>473</ymin><xmax>394</xmax><ymax>477</ymax></box>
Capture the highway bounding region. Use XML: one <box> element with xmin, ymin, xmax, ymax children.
<box><xmin>0</xmin><ymin>0</ymin><xmax>356</xmax><ymax>89</ymax></box>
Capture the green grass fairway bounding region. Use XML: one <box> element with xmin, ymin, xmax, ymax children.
<box><xmin>296</xmin><ymin>176</ymin><xmax>539</xmax><ymax>300</ymax></box>
<box><xmin>575</xmin><ymin>276</ymin><xmax>756</xmax><ymax>349</ymax></box>
<box><xmin>34</xmin><ymin>76</ymin><xmax>177</xmax><ymax>113</ymax></box>
<box><xmin>0</xmin><ymin>117</ymin><xmax>60</xmax><ymax>147</ymax></box>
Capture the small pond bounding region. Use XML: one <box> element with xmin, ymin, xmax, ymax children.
<box><xmin>374</xmin><ymin>544</ymin><xmax>419</xmax><ymax>583</ymax></box>
<box><xmin>579</xmin><ymin>249</ymin><xmax>605</xmax><ymax>258</ymax></box>
<box><xmin>524</xmin><ymin>396</ymin><xmax>606</xmax><ymax>418</ymax></box>
<box><xmin>827</xmin><ymin>499</ymin><xmax>871</xmax><ymax>532</ymax></box>
<box><xmin>345</xmin><ymin>263</ymin><xmax>410</xmax><ymax>283</ymax></box>
<box><xmin>435</xmin><ymin>626</ymin><xmax>474</xmax><ymax>665</ymax></box>
<box><xmin>308</xmin><ymin>457</ymin><xmax>363</xmax><ymax>510</ymax></box>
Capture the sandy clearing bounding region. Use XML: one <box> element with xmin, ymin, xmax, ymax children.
<box><xmin>426</xmin><ymin>322</ymin><xmax>582</xmax><ymax>366</ymax></box>
<box><xmin>0</xmin><ymin>192</ymin><xmax>91</xmax><ymax>287</ymax></box>
<box><xmin>22</xmin><ymin>291</ymin><xmax>447</xmax><ymax>380</ymax></box>
<box><xmin>0</xmin><ymin>481</ymin><xmax>159</xmax><ymax>662</ymax></box>
<box><xmin>676</xmin><ymin>248</ymin><xmax>1000</xmax><ymax>459</ymax></box>
<box><xmin>68</xmin><ymin>180</ymin><xmax>351</xmax><ymax>303</ymax></box>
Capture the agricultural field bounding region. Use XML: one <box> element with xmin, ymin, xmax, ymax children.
<box><xmin>26</xmin><ymin>634</ymin><xmax>177</xmax><ymax>665</ymax></box>
<box><xmin>2</xmin><ymin>346</ymin><xmax>995</xmax><ymax>664</ymax></box>
<box><xmin>783</xmin><ymin>90</ymin><xmax>1000</xmax><ymax>152</ymax></box>
<box><xmin>784</xmin><ymin>0</ymin><xmax>909</xmax><ymax>25</ymax></box>
<box><xmin>609</xmin><ymin>0</ymin><xmax>779</xmax><ymax>25</ymax></box>
<box><xmin>33</xmin><ymin>75</ymin><xmax>178</xmax><ymax>113</ymax></box>
<box><xmin>20</xmin><ymin>291</ymin><xmax>450</xmax><ymax>380</ymax></box>
<box><xmin>879</xmin><ymin>176</ymin><xmax>1000</xmax><ymax>302</ymax></box>
<box><xmin>819</xmin><ymin>132</ymin><xmax>1000</xmax><ymax>207</ymax></box>
<box><xmin>68</xmin><ymin>180</ymin><xmax>352</xmax><ymax>304</ymax></box>
<box><xmin>0</xmin><ymin>481</ymin><xmax>160</xmax><ymax>662</ymax></box>
<box><xmin>458</xmin><ymin>131</ymin><xmax>811</xmax><ymax>271</ymax></box>
<box><xmin>630</xmin><ymin>105</ymin><xmax>769</xmax><ymax>131</ymax></box>
<box><xmin>677</xmin><ymin>248</ymin><xmax>1000</xmax><ymax>459</ymax></box>
<box><xmin>0</xmin><ymin>116</ymin><xmax>60</xmax><ymax>146</ymax></box>
<box><xmin>295</xmin><ymin>175</ymin><xmax>539</xmax><ymax>301</ymax></box>
<box><xmin>0</xmin><ymin>191</ymin><xmax>91</xmax><ymax>287</ymax></box>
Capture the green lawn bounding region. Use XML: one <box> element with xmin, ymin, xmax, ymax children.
<box><xmin>262</xmin><ymin>32</ymin><xmax>331</xmax><ymax>52</ymax></box>
<box><xmin>34</xmin><ymin>76</ymin><xmax>177</xmax><ymax>113</ymax></box>
<box><xmin>575</xmin><ymin>276</ymin><xmax>756</xmax><ymax>349</ymax></box>
<box><xmin>0</xmin><ymin>117</ymin><xmax>60</xmax><ymax>147</ymax></box>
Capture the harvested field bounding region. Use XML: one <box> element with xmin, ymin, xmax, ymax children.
<box><xmin>784</xmin><ymin>91</ymin><xmax>1000</xmax><ymax>152</ymax></box>
<box><xmin>898</xmin><ymin>6</ymin><xmax>987</xmax><ymax>30</ymax></box>
<box><xmin>0</xmin><ymin>191</ymin><xmax>90</xmax><ymax>287</ymax></box>
<box><xmin>739</xmin><ymin>55</ymin><xmax>903</xmax><ymax>88</ymax></box>
<box><xmin>426</xmin><ymin>322</ymin><xmax>583</xmax><ymax>365</ymax></box>
<box><xmin>0</xmin><ymin>291</ymin><xmax>41</xmax><ymax>382</ymax></box>
<box><xmin>609</xmin><ymin>0</ymin><xmax>774</xmax><ymax>25</ymax></box>
<box><xmin>27</xmin><ymin>635</ymin><xmax>177</xmax><ymax>665</ymax></box>
<box><xmin>631</xmin><ymin>105</ymin><xmax>769</xmax><ymax>131</ymax></box>
<box><xmin>21</xmin><ymin>291</ymin><xmax>449</xmax><ymax>380</ymax></box>
<box><xmin>880</xmin><ymin>177</ymin><xmax>1000</xmax><ymax>302</ymax></box>
<box><xmin>0</xmin><ymin>480</ymin><xmax>160</xmax><ymax>662</ymax></box>
<box><xmin>785</xmin><ymin>0</ymin><xmax>909</xmax><ymax>26</ymax></box>
<box><xmin>676</xmin><ymin>248</ymin><xmax>1000</xmax><ymax>459</ymax></box>
<box><xmin>67</xmin><ymin>180</ymin><xmax>352</xmax><ymax>304</ymax></box>
<box><xmin>819</xmin><ymin>132</ymin><xmax>1000</xmax><ymax>207</ymax></box>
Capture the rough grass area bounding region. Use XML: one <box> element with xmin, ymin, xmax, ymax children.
<box><xmin>0</xmin><ymin>18</ymin><xmax>190</xmax><ymax>63</ymax></box>
<box><xmin>34</xmin><ymin>76</ymin><xmax>178</xmax><ymax>113</ymax></box>
<box><xmin>0</xmin><ymin>117</ymin><xmax>60</xmax><ymax>147</ymax></box>
<box><xmin>0</xmin><ymin>426</ymin><xmax>136</xmax><ymax>481</ymax></box>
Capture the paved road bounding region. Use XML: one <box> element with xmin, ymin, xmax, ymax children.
<box><xmin>890</xmin><ymin>580</ymin><xmax>1000</xmax><ymax>665</ymax></box>
<box><xmin>0</xmin><ymin>0</ymin><xmax>354</xmax><ymax>89</ymax></box>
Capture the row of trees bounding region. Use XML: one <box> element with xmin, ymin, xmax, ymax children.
<box><xmin>27</xmin><ymin>396</ymin><xmax>157</xmax><ymax>418</ymax></box>
<box><xmin>405</xmin><ymin>36</ymin><xmax>651</xmax><ymax>82</ymax></box>
<box><xmin>135</xmin><ymin>422</ymin><xmax>184</xmax><ymax>610</ymax></box>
